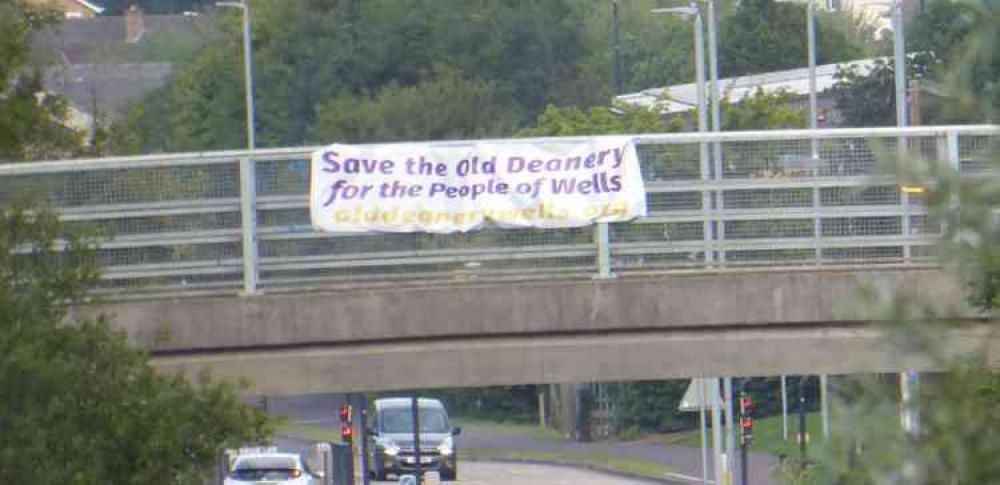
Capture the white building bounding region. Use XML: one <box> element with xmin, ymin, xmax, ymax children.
<box><xmin>614</xmin><ymin>57</ymin><xmax>882</xmax><ymax>127</ymax></box>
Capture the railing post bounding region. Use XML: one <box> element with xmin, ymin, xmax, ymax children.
<box><xmin>240</xmin><ymin>157</ymin><xmax>258</xmax><ymax>295</ymax></box>
<box><xmin>596</xmin><ymin>222</ymin><xmax>613</xmax><ymax>279</ymax></box>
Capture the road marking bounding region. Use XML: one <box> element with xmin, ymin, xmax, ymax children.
<box><xmin>664</xmin><ymin>471</ymin><xmax>713</xmax><ymax>484</ymax></box>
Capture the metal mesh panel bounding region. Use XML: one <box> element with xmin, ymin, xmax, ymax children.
<box><xmin>909</xmin><ymin>215</ymin><xmax>940</xmax><ymax>235</ymax></box>
<box><xmin>635</xmin><ymin>144</ymin><xmax>701</xmax><ymax>181</ymax></box>
<box><xmin>610</xmin><ymin>222</ymin><xmax>704</xmax><ymax>243</ymax></box>
<box><xmin>256</xmin><ymin>159</ymin><xmax>311</xmax><ymax>196</ymax></box>
<box><xmin>821</xmin><ymin>216</ymin><xmax>902</xmax><ymax>237</ymax></box>
<box><xmin>821</xmin><ymin>246</ymin><xmax>904</xmax><ymax>263</ymax></box>
<box><xmin>820</xmin><ymin>186</ymin><xmax>900</xmax><ymax>206</ymax></box>
<box><xmin>725</xmin><ymin>248</ymin><xmax>816</xmax><ymax>266</ymax></box>
<box><xmin>66</xmin><ymin>212</ymin><xmax>241</xmax><ymax>238</ymax></box>
<box><xmin>0</xmin><ymin>164</ymin><xmax>239</xmax><ymax>208</ymax></box>
<box><xmin>260</xmin><ymin>255</ymin><xmax>595</xmax><ymax>286</ymax></box>
<box><xmin>723</xmin><ymin>139</ymin><xmax>813</xmax><ymax>179</ymax></box>
<box><xmin>612</xmin><ymin>251</ymin><xmax>705</xmax><ymax>270</ymax></box>
<box><xmin>816</xmin><ymin>138</ymin><xmax>878</xmax><ymax>176</ymax></box>
<box><xmin>259</xmin><ymin>208</ymin><xmax>310</xmax><ymax>228</ymax></box>
<box><xmin>959</xmin><ymin>136</ymin><xmax>997</xmax><ymax>172</ymax></box>
<box><xmin>99</xmin><ymin>243</ymin><xmax>241</xmax><ymax>268</ymax></box>
<box><xmin>725</xmin><ymin>219</ymin><xmax>814</xmax><ymax>239</ymax></box>
<box><xmin>646</xmin><ymin>191</ymin><xmax>702</xmax><ymax>212</ymax></box>
<box><xmin>723</xmin><ymin>188</ymin><xmax>813</xmax><ymax>209</ymax></box>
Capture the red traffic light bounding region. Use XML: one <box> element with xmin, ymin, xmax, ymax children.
<box><xmin>339</xmin><ymin>405</ymin><xmax>352</xmax><ymax>423</ymax></box>
<box><xmin>741</xmin><ymin>416</ymin><xmax>754</xmax><ymax>429</ymax></box>
<box><xmin>341</xmin><ymin>424</ymin><xmax>354</xmax><ymax>440</ymax></box>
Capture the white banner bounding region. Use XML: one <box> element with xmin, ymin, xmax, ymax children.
<box><xmin>309</xmin><ymin>137</ymin><xmax>646</xmax><ymax>233</ymax></box>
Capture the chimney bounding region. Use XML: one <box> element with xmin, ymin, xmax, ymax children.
<box><xmin>125</xmin><ymin>4</ymin><xmax>145</xmax><ymax>43</ymax></box>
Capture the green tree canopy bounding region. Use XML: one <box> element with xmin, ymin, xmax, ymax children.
<box><xmin>0</xmin><ymin>198</ymin><xmax>273</xmax><ymax>484</ymax></box>
<box><xmin>0</xmin><ymin>1</ymin><xmax>86</xmax><ymax>162</ymax></box>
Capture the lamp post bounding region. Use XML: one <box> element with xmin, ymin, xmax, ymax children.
<box><xmin>218</xmin><ymin>0</ymin><xmax>258</xmax><ymax>295</ymax></box>
<box><xmin>652</xmin><ymin>4</ymin><xmax>713</xmax><ymax>267</ymax></box>
<box><xmin>217</xmin><ymin>0</ymin><xmax>257</xmax><ymax>150</ymax></box>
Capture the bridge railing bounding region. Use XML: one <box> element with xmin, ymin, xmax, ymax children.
<box><xmin>0</xmin><ymin>125</ymin><xmax>996</xmax><ymax>295</ymax></box>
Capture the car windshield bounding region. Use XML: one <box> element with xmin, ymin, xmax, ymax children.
<box><xmin>380</xmin><ymin>407</ymin><xmax>449</xmax><ymax>434</ymax></box>
<box><xmin>232</xmin><ymin>456</ymin><xmax>300</xmax><ymax>480</ymax></box>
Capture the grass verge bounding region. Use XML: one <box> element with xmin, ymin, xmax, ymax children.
<box><xmin>276</xmin><ymin>423</ymin><xmax>345</xmax><ymax>443</ymax></box>
<box><xmin>661</xmin><ymin>412</ymin><xmax>822</xmax><ymax>457</ymax></box>
<box><xmin>450</xmin><ymin>418</ymin><xmax>567</xmax><ymax>441</ymax></box>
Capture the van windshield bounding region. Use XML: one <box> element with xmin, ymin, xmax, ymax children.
<box><xmin>380</xmin><ymin>407</ymin><xmax>449</xmax><ymax>434</ymax></box>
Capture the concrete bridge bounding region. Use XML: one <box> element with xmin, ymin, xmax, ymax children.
<box><xmin>4</xmin><ymin>125</ymin><xmax>995</xmax><ymax>394</ymax></box>
<box><xmin>86</xmin><ymin>267</ymin><xmax>984</xmax><ymax>395</ymax></box>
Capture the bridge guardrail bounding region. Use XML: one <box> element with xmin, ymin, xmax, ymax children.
<box><xmin>0</xmin><ymin>125</ymin><xmax>996</xmax><ymax>295</ymax></box>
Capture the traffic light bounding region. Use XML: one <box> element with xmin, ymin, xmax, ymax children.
<box><xmin>339</xmin><ymin>404</ymin><xmax>353</xmax><ymax>443</ymax></box>
<box><xmin>739</xmin><ymin>392</ymin><xmax>754</xmax><ymax>446</ymax></box>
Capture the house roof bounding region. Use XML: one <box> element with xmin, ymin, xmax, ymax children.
<box><xmin>615</xmin><ymin>58</ymin><xmax>884</xmax><ymax>114</ymax></box>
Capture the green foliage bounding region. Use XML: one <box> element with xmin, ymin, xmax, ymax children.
<box><xmin>721</xmin><ymin>88</ymin><xmax>807</xmax><ymax>130</ymax></box>
<box><xmin>0</xmin><ymin>198</ymin><xmax>273</xmax><ymax>484</ymax></box>
<box><xmin>831</xmin><ymin>0</ymin><xmax>999</xmax><ymax>127</ymax></box>
<box><xmin>309</xmin><ymin>69</ymin><xmax>518</xmax><ymax>144</ymax></box>
<box><xmin>0</xmin><ymin>1</ymin><xmax>85</xmax><ymax>162</ymax></box>
<box><xmin>778</xmin><ymin>5</ymin><xmax>1000</xmax><ymax>480</ymax></box>
<box><xmin>719</xmin><ymin>0</ymin><xmax>864</xmax><ymax>78</ymax></box>
<box><xmin>519</xmin><ymin>103</ymin><xmax>683</xmax><ymax>137</ymax></box>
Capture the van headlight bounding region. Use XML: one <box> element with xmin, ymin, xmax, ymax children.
<box><xmin>383</xmin><ymin>440</ymin><xmax>401</xmax><ymax>456</ymax></box>
<box><xmin>437</xmin><ymin>436</ymin><xmax>454</xmax><ymax>456</ymax></box>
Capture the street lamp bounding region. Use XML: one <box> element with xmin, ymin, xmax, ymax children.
<box><xmin>218</xmin><ymin>0</ymin><xmax>258</xmax><ymax>295</ymax></box>
<box><xmin>217</xmin><ymin>0</ymin><xmax>257</xmax><ymax>150</ymax></box>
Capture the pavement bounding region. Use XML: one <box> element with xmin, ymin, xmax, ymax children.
<box><xmin>266</xmin><ymin>393</ymin><xmax>780</xmax><ymax>485</ymax></box>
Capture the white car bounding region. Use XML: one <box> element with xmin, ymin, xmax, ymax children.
<box><xmin>224</xmin><ymin>452</ymin><xmax>319</xmax><ymax>485</ymax></box>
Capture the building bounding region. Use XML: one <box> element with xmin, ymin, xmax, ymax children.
<box><xmin>614</xmin><ymin>58</ymin><xmax>882</xmax><ymax>128</ymax></box>
<box><xmin>24</xmin><ymin>0</ymin><xmax>104</xmax><ymax>18</ymax></box>
<box><xmin>31</xmin><ymin>6</ymin><xmax>211</xmax><ymax>121</ymax></box>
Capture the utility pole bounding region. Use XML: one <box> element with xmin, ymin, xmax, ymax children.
<box><xmin>798</xmin><ymin>376</ymin><xmax>808</xmax><ymax>464</ymax></box>
<box><xmin>411</xmin><ymin>395</ymin><xmax>424</xmax><ymax>484</ymax></box>
<box><xmin>612</xmin><ymin>0</ymin><xmax>622</xmax><ymax>95</ymax></box>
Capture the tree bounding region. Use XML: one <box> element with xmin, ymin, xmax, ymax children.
<box><xmin>0</xmin><ymin>197</ymin><xmax>273</xmax><ymax>484</ymax></box>
<box><xmin>719</xmin><ymin>0</ymin><xmax>866</xmax><ymax>78</ymax></box>
<box><xmin>774</xmin><ymin>3</ymin><xmax>1000</xmax><ymax>480</ymax></box>
<box><xmin>518</xmin><ymin>103</ymin><xmax>684</xmax><ymax>138</ymax></box>
<box><xmin>309</xmin><ymin>69</ymin><xmax>519</xmax><ymax>144</ymax></box>
<box><xmin>830</xmin><ymin>0</ymin><xmax>998</xmax><ymax>127</ymax></box>
<box><xmin>0</xmin><ymin>1</ymin><xmax>86</xmax><ymax>162</ymax></box>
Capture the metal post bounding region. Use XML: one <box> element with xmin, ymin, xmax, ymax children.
<box><xmin>821</xmin><ymin>374</ymin><xmax>830</xmax><ymax>439</ymax></box>
<box><xmin>239</xmin><ymin>157</ymin><xmax>258</xmax><ymax>295</ymax></box>
<box><xmin>781</xmin><ymin>375</ymin><xmax>789</xmax><ymax>441</ymax></box>
<box><xmin>410</xmin><ymin>395</ymin><xmax>423</xmax><ymax>483</ymax></box>
<box><xmin>359</xmin><ymin>394</ymin><xmax>370</xmax><ymax>485</ymax></box>
<box><xmin>739</xmin><ymin>381</ymin><xmax>749</xmax><ymax>485</ymax></box>
<box><xmin>707</xmin><ymin>0</ymin><xmax>723</xmax><ymax>175</ymax></box>
<box><xmin>807</xmin><ymin>1</ymin><xmax>819</xmax><ymax>158</ymax></box>
<box><xmin>241</xmin><ymin>0</ymin><xmax>257</xmax><ymax>151</ymax></box>
<box><xmin>693</xmin><ymin>7</ymin><xmax>713</xmax><ymax>264</ymax></box>
<box><xmin>612</xmin><ymin>0</ymin><xmax>622</xmax><ymax>95</ymax></box>
<box><xmin>724</xmin><ymin>377</ymin><xmax>735</xmax><ymax>482</ymax></box>
<box><xmin>596</xmin><ymin>222</ymin><xmax>613</xmax><ymax>278</ymax></box>
<box><xmin>892</xmin><ymin>0</ymin><xmax>907</xmax><ymax>131</ymax></box>
<box><xmin>798</xmin><ymin>376</ymin><xmax>808</xmax><ymax>462</ymax></box>
<box><xmin>710</xmin><ymin>378</ymin><xmax>724</xmax><ymax>485</ymax></box>
<box><xmin>699</xmin><ymin>380</ymin><xmax>710</xmax><ymax>485</ymax></box>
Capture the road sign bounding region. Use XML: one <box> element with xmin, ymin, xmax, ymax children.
<box><xmin>679</xmin><ymin>378</ymin><xmax>723</xmax><ymax>412</ymax></box>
